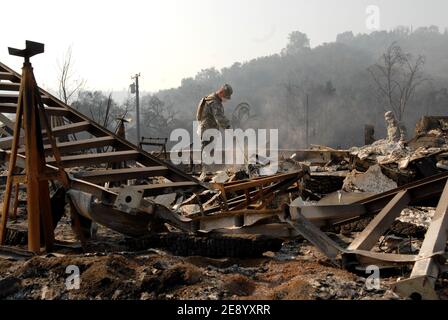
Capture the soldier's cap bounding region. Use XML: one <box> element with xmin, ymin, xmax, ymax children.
<box><xmin>385</xmin><ymin>111</ymin><xmax>394</xmax><ymax>119</ymax></box>
<box><xmin>221</xmin><ymin>84</ymin><xmax>233</xmax><ymax>99</ymax></box>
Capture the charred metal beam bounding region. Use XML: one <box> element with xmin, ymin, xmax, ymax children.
<box><xmin>347</xmin><ymin>190</ymin><xmax>411</xmax><ymax>251</ymax></box>
<box><xmin>0</xmin><ymin>72</ymin><xmax>18</xmax><ymax>82</ymax></box>
<box><xmin>393</xmin><ymin>180</ymin><xmax>448</xmax><ymax>300</ymax></box>
<box><xmin>74</xmin><ymin>166</ymin><xmax>169</xmax><ymax>184</ymax></box>
<box><xmin>0</xmin><ymin>103</ymin><xmax>69</xmax><ymax>117</ymax></box>
<box><xmin>45</xmin><ymin>121</ymin><xmax>90</xmax><ymax>137</ymax></box>
<box><xmin>111</xmin><ymin>181</ymin><xmax>201</xmax><ymax>197</ymax></box>
<box><xmin>289</xmin><ymin>172</ymin><xmax>448</xmax><ymax>226</ymax></box>
<box><xmin>47</xmin><ymin>150</ymin><xmax>140</xmax><ymax>167</ymax></box>
<box><xmin>0</xmin><ymin>93</ymin><xmax>52</xmax><ymax>105</ymax></box>
<box><xmin>18</xmin><ymin>136</ymin><xmax>117</xmax><ymax>156</ymax></box>
<box><xmin>0</xmin><ymin>82</ymin><xmax>20</xmax><ymax>91</ymax></box>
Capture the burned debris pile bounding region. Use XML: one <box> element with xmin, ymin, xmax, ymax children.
<box><xmin>351</xmin><ymin>115</ymin><xmax>448</xmax><ymax>185</ymax></box>
<box><xmin>0</xmin><ymin>49</ymin><xmax>447</xmax><ymax>300</ymax></box>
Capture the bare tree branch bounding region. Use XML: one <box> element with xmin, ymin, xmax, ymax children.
<box><xmin>57</xmin><ymin>47</ymin><xmax>86</xmax><ymax>105</ymax></box>
<box><xmin>368</xmin><ymin>42</ymin><xmax>428</xmax><ymax>121</ymax></box>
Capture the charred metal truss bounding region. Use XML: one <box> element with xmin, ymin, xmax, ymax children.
<box><xmin>288</xmin><ymin>171</ymin><xmax>448</xmax><ymax>299</ymax></box>
<box><xmin>0</xmin><ymin>58</ymin><xmax>303</xmax><ymax>241</ymax></box>
<box><xmin>0</xmin><ymin>61</ymin><xmax>206</xmax><ymax>195</ymax></box>
<box><xmin>0</xmin><ymin>57</ymin><xmax>208</xmax><ymax>242</ymax></box>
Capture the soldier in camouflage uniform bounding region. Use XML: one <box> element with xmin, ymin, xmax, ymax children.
<box><xmin>196</xmin><ymin>84</ymin><xmax>233</xmax><ymax>167</ymax></box>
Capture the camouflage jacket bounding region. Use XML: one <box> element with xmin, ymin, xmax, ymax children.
<box><xmin>197</xmin><ymin>93</ymin><xmax>230</xmax><ymax>137</ymax></box>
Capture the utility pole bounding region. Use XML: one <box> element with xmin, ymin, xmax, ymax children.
<box><xmin>130</xmin><ymin>73</ymin><xmax>140</xmax><ymax>146</ymax></box>
<box><xmin>305</xmin><ymin>93</ymin><xmax>309</xmax><ymax>148</ymax></box>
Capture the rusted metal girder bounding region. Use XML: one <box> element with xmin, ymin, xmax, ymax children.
<box><xmin>290</xmin><ymin>171</ymin><xmax>448</xmax><ymax>226</ymax></box>
<box><xmin>0</xmin><ymin>104</ymin><xmax>69</xmax><ymax>117</ymax></box>
<box><xmin>210</xmin><ymin>171</ymin><xmax>303</xmax><ymax>212</ymax></box>
<box><xmin>393</xmin><ymin>180</ymin><xmax>448</xmax><ymax>300</ymax></box>
<box><xmin>286</xmin><ymin>173</ymin><xmax>448</xmax><ymax>299</ymax></box>
<box><xmin>73</xmin><ymin>166</ymin><xmax>169</xmax><ymax>184</ymax></box>
<box><xmin>283</xmin><ymin>205</ymin><xmax>423</xmax><ymax>264</ymax></box>
<box><xmin>346</xmin><ymin>190</ymin><xmax>411</xmax><ymax>251</ymax></box>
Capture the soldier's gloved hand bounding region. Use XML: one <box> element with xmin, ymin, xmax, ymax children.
<box><xmin>225</xmin><ymin>124</ymin><xmax>231</xmax><ymax>129</ymax></box>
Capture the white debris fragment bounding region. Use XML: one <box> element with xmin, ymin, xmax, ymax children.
<box><xmin>249</xmin><ymin>154</ymin><xmax>270</xmax><ymax>166</ymax></box>
<box><xmin>437</xmin><ymin>160</ymin><xmax>448</xmax><ymax>170</ymax></box>
<box><xmin>397</xmin><ymin>207</ymin><xmax>435</xmax><ymax>229</ymax></box>
<box><xmin>211</xmin><ymin>171</ymin><xmax>230</xmax><ymax>183</ymax></box>
<box><xmin>342</xmin><ymin>164</ymin><xmax>397</xmax><ymax>193</ymax></box>
<box><xmin>180</xmin><ymin>204</ymin><xmax>200</xmax><ymax>216</ymax></box>
<box><xmin>350</xmin><ymin>139</ymin><xmax>410</xmax><ymax>164</ymax></box>
<box><xmin>154</xmin><ymin>193</ymin><xmax>177</xmax><ymax>207</ymax></box>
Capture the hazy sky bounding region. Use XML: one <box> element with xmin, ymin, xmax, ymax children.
<box><xmin>1</xmin><ymin>0</ymin><xmax>447</xmax><ymax>93</ymax></box>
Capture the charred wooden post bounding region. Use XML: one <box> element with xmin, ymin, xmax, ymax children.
<box><xmin>364</xmin><ymin>124</ymin><xmax>375</xmax><ymax>145</ymax></box>
<box><xmin>109</xmin><ymin>116</ymin><xmax>131</xmax><ymax>187</ymax></box>
<box><xmin>0</xmin><ymin>41</ymin><xmax>69</xmax><ymax>254</ymax></box>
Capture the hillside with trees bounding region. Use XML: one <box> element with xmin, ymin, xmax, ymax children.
<box><xmin>72</xmin><ymin>26</ymin><xmax>448</xmax><ymax>149</ymax></box>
